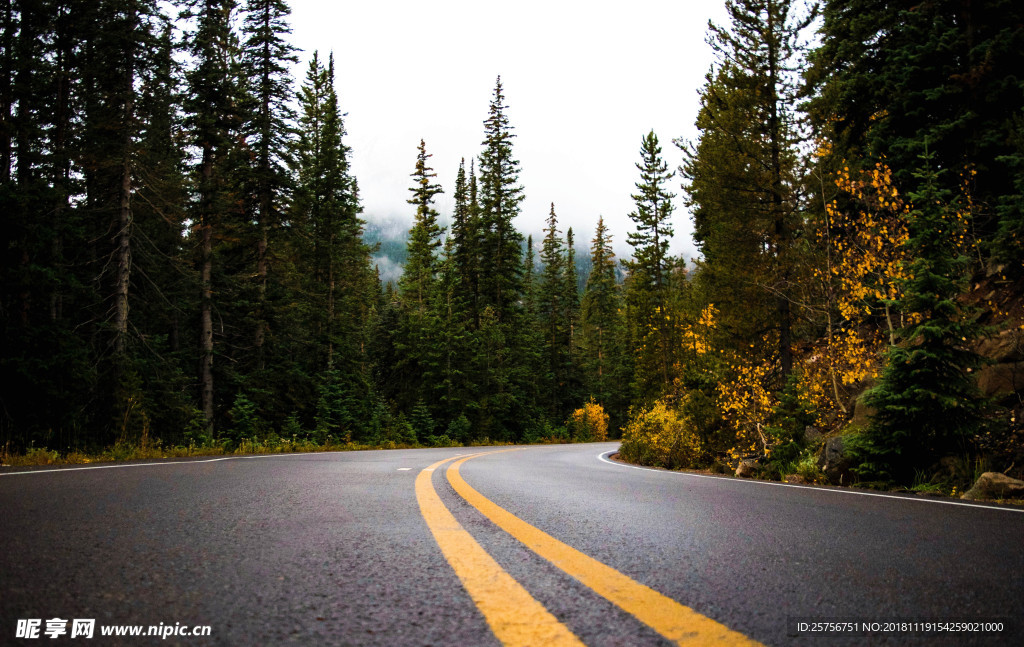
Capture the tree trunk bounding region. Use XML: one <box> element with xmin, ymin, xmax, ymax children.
<box><xmin>767</xmin><ymin>1</ymin><xmax>792</xmax><ymax>380</ymax></box>
<box><xmin>200</xmin><ymin>145</ymin><xmax>215</xmax><ymax>434</ymax></box>
<box><xmin>114</xmin><ymin>11</ymin><xmax>136</xmax><ymax>355</ymax></box>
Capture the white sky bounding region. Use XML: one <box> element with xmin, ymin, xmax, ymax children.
<box><xmin>286</xmin><ymin>0</ymin><xmax>730</xmax><ymax>262</ymax></box>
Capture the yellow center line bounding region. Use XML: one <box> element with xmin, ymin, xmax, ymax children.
<box><xmin>447</xmin><ymin>453</ymin><xmax>763</xmax><ymax>647</ymax></box>
<box><xmin>415</xmin><ymin>452</ymin><xmax>585</xmax><ymax>647</ymax></box>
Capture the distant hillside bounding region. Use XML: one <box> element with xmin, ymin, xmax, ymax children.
<box><xmin>362</xmin><ymin>220</ymin><xmax>624</xmax><ymax>290</ymax></box>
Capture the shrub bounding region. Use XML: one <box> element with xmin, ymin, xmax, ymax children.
<box><xmin>619</xmin><ymin>399</ymin><xmax>703</xmax><ymax>469</ymax></box>
<box><xmin>567</xmin><ymin>399</ymin><xmax>610</xmax><ymax>442</ymax></box>
<box><xmin>445</xmin><ymin>414</ymin><xmax>472</xmax><ymax>445</ymax></box>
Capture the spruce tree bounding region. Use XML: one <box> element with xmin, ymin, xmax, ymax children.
<box><xmin>83</xmin><ymin>0</ymin><xmax>179</xmax><ymax>444</ymax></box>
<box><xmin>399</xmin><ymin>139</ymin><xmax>444</xmax><ymax>308</ymax></box>
<box><xmin>625</xmin><ymin>130</ymin><xmax>677</xmax><ymax>396</ymax></box>
<box><xmin>239</xmin><ymin>0</ymin><xmax>298</xmax><ymax>371</ymax></box>
<box><xmin>852</xmin><ymin>158</ymin><xmax>987</xmax><ymax>484</ymax></box>
<box><xmin>682</xmin><ymin>68</ymin><xmax>775</xmax><ymax>360</ymax></box>
<box><xmin>476</xmin><ymin>76</ymin><xmax>525</xmax><ymax>322</ymax></box>
<box><xmin>449</xmin><ymin>158</ymin><xmax>478</xmax><ymax>316</ymax></box>
<box><xmin>183</xmin><ymin>0</ymin><xmax>246</xmax><ymax>434</ymax></box>
<box><xmin>291</xmin><ymin>51</ymin><xmax>375</xmax><ymax>437</ymax></box>
<box><xmin>394</xmin><ymin>139</ymin><xmax>445</xmax><ymax>414</ymax></box>
<box><xmin>538</xmin><ymin>204</ymin><xmax>568</xmax><ymax>417</ymax></box>
<box><xmin>695</xmin><ymin>0</ymin><xmax>811</xmax><ymax>380</ymax></box>
<box><xmin>431</xmin><ymin>236</ymin><xmax>471</xmax><ymax>427</ymax></box>
<box><xmin>580</xmin><ymin>216</ymin><xmax>621</xmax><ymax>405</ymax></box>
<box><xmin>563</xmin><ymin>227</ymin><xmax>582</xmax><ymax>411</ymax></box>
<box><xmin>806</xmin><ymin>0</ymin><xmax>1024</xmax><ymax>266</ymax></box>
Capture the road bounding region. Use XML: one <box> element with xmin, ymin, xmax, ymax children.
<box><xmin>2</xmin><ymin>443</ymin><xmax>1022</xmax><ymax>645</ymax></box>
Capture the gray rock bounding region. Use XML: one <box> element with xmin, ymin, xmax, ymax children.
<box><xmin>817</xmin><ymin>436</ymin><xmax>852</xmax><ymax>484</ymax></box>
<box><xmin>850</xmin><ymin>391</ymin><xmax>877</xmax><ymax>429</ymax></box>
<box><xmin>976</xmin><ymin>362</ymin><xmax>1024</xmax><ymax>398</ymax></box>
<box><xmin>803</xmin><ymin>425</ymin><xmax>824</xmax><ymax>444</ymax></box>
<box><xmin>962</xmin><ymin>472</ymin><xmax>1024</xmax><ymax>501</ymax></box>
<box><xmin>735</xmin><ymin>459</ymin><xmax>760</xmax><ymax>478</ymax></box>
<box><xmin>976</xmin><ymin>330</ymin><xmax>1024</xmax><ymax>363</ymax></box>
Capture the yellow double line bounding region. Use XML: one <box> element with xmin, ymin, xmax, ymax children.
<box><xmin>415</xmin><ymin>450</ymin><xmax>762</xmax><ymax>647</ymax></box>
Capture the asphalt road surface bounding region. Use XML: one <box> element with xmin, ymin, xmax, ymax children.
<box><xmin>2</xmin><ymin>443</ymin><xmax>1022</xmax><ymax>645</ymax></box>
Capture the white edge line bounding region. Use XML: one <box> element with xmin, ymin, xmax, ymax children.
<box><xmin>1</xmin><ymin>449</ymin><xmax>481</xmax><ymax>477</ymax></box>
<box><xmin>597</xmin><ymin>450</ymin><xmax>1024</xmax><ymax>513</ymax></box>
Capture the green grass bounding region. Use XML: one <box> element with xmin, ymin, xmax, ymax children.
<box><xmin>0</xmin><ymin>435</ymin><xmax>560</xmax><ymax>467</ymax></box>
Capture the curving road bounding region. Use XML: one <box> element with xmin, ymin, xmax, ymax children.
<box><xmin>2</xmin><ymin>443</ymin><xmax>1022</xmax><ymax>645</ymax></box>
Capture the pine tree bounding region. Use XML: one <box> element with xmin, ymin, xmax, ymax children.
<box><xmin>625</xmin><ymin>130</ymin><xmax>677</xmax><ymax>396</ymax></box>
<box><xmin>183</xmin><ymin>0</ymin><xmax>246</xmax><ymax>434</ymax></box>
<box><xmin>431</xmin><ymin>236</ymin><xmax>471</xmax><ymax>427</ymax></box>
<box><xmin>291</xmin><ymin>51</ymin><xmax>375</xmax><ymax>439</ymax></box>
<box><xmin>682</xmin><ymin>0</ymin><xmax>812</xmax><ymax>381</ymax></box>
<box><xmin>392</xmin><ymin>139</ymin><xmax>445</xmax><ymax>415</ymax></box>
<box><xmin>682</xmin><ymin>69</ymin><xmax>774</xmax><ymax>361</ymax></box>
<box><xmin>852</xmin><ymin>158</ymin><xmax>987</xmax><ymax>484</ymax></box>
<box><xmin>563</xmin><ymin>227</ymin><xmax>582</xmax><ymax>411</ymax></box>
<box><xmin>476</xmin><ymin>76</ymin><xmax>525</xmax><ymax>322</ymax></box>
<box><xmin>399</xmin><ymin>139</ymin><xmax>444</xmax><ymax>308</ymax></box>
<box><xmin>239</xmin><ymin>0</ymin><xmax>298</xmax><ymax>371</ymax></box>
<box><xmin>523</xmin><ymin>234</ymin><xmax>536</xmax><ymax>316</ymax></box>
<box><xmin>456</xmin><ymin>76</ymin><xmax>535</xmax><ymax>439</ymax></box>
<box><xmin>580</xmin><ymin>216</ymin><xmax>622</xmax><ymax>407</ymax></box>
<box><xmin>538</xmin><ymin>203</ymin><xmax>568</xmax><ymax>417</ymax></box>
<box><xmin>449</xmin><ymin>158</ymin><xmax>477</xmax><ymax>316</ymax></box>
<box><xmin>130</xmin><ymin>23</ymin><xmax>197</xmax><ymax>442</ymax></box>
<box><xmin>1</xmin><ymin>1</ymin><xmax>98</xmax><ymax>449</ymax></box>
<box><xmin>82</xmin><ymin>0</ymin><xmax>181</xmax><ymax>444</ymax></box>
<box><xmin>806</xmin><ymin>0</ymin><xmax>1024</xmax><ymax>266</ymax></box>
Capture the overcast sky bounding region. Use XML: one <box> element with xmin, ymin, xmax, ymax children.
<box><xmin>286</xmin><ymin>0</ymin><xmax>730</xmax><ymax>263</ymax></box>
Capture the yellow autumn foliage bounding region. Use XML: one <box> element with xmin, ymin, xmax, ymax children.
<box><xmin>567</xmin><ymin>399</ymin><xmax>609</xmax><ymax>442</ymax></box>
<box><xmin>619</xmin><ymin>399</ymin><xmax>703</xmax><ymax>469</ymax></box>
<box><xmin>717</xmin><ymin>358</ymin><xmax>774</xmax><ymax>460</ymax></box>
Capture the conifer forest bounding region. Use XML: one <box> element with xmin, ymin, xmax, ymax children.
<box><xmin>2</xmin><ymin>0</ymin><xmax>1023</xmax><ymax>491</ymax></box>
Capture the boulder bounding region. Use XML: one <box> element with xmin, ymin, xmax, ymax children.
<box><xmin>785</xmin><ymin>474</ymin><xmax>808</xmax><ymax>485</ymax></box>
<box><xmin>803</xmin><ymin>425</ymin><xmax>824</xmax><ymax>445</ymax></box>
<box><xmin>735</xmin><ymin>459</ymin><xmax>760</xmax><ymax>478</ymax></box>
<box><xmin>817</xmin><ymin>436</ymin><xmax>852</xmax><ymax>484</ymax></box>
<box><xmin>976</xmin><ymin>330</ymin><xmax>1024</xmax><ymax>364</ymax></box>
<box><xmin>976</xmin><ymin>362</ymin><xmax>1024</xmax><ymax>398</ymax></box>
<box><xmin>962</xmin><ymin>472</ymin><xmax>1024</xmax><ymax>501</ymax></box>
<box><xmin>849</xmin><ymin>391</ymin><xmax>877</xmax><ymax>429</ymax></box>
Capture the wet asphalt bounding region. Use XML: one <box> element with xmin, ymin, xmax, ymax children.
<box><xmin>2</xmin><ymin>443</ymin><xmax>1022</xmax><ymax>646</ymax></box>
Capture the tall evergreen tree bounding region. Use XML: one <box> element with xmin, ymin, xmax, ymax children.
<box><xmin>682</xmin><ymin>0</ymin><xmax>813</xmax><ymax>380</ymax></box>
<box><xmin>626</xmin><ymin>130</ymin><xmax>677</xmax><ymax>396</ymax></box>
<box><xmin>852</xmin><ymin>159</ymin><xmax>987</xmax><ymax>483</ymax></box>
<box><xmin>538</xmin><ymin>204</ymin><xmax>569</xmax><ymax>417</ymax></box>
<box><xmin>291</xmin><ymin>51</ymin><xmax>374</xmax><ymax>439</ymax></box>
<box><xmin>82</xmin><ymin>0</ymin><xmax>180</xmax><ymax>443</ymax></box>
<box><xmin>1</xmin><ymin>0</ymin><xmax>96</xmax><ymax>449</ymax></box>
<box><xmin>449</xmin><ymin>158</ymin><xmax>476</xmax><ymax>314</ymax></box>
<box><xmin>391</xmin><ymin>139</ymin><xmax>445</xmax><ymax>414</ymax></box>
<box><xmin>399</xmin><ymin>139</ymin><xmax>444</xmax><ymax>308</ymax></box>
<box><xmin>580</xmin><ymin>216</ymin><xmax>622</xmax><ymax>406</ymax></box>
<box><xmin>805</xmin><ymin>0</ymin><xmax>1024</xmax><ymax>266</ymax></box>
<box><xmin>183</xmin><ymin>0</ymin><xmax>246</xmax><ymax>434</ymax></box>
<box><xmin>239</xmin><ymin>0</ymin><xmax>298</xmax><ymax>371</ymax></box>
<box><xmin>476</xmin><ymin>76</ymin><xmax>525</xmax><ymax>322</ymax></box>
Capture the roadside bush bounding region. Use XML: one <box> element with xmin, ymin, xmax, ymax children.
<box><xmin>226</xmin><ymin>392</ymin><xmax>265</xmax><ymax>446</ymax></box>
<box><xmin>522</xmin><ymin>420</ymin><xmax>570</xmax><ymax>444</ymax></box>
<box><xmin>567</xmin><ymin>399</ymin><xmax>609</xmax><ymax>442</ymax></box>
<box><xmin>445</xmin><ymin>414</ymin><xmax>472</xmax><ymax>445</ymax></box>
<box><xmin>619</xmin><ymin>399</ymin><xmax>703</xmax><ymax>469</ymax></box>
